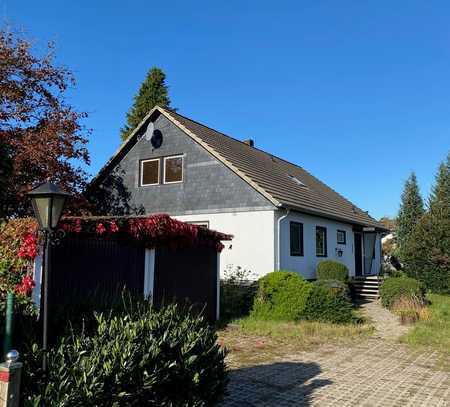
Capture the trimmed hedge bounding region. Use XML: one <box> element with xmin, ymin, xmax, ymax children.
<box><xmin>251</xmin><ymin>271</ymin><xmax>355</xmax><ymax>324</ymax></box>
<box><xmin>304</xmin><ymin>285</ymin><xmax>354</xmax><ymax>324</ymax></box>
<box><xmin>313</xmin><ymin>279</ymin><xmax>350</xmax><ymax>300</ymax></box>
<box><xmin>316</xmin><ymin>260</ymin><xmax>349</xmax><ymax>282</ymax></box>
<box><xmin>251</xmin><ymin>271</ymin><xmax>312</xmax><ymax>321</ymax></box>
<box><xmin>380</xmin><ymin>276</ymin><xmax>425</xmax><ymax>309</ymax></box>
<box><xmin>22</xmin><ymin>302</ymin><xmax>227</xmax><ymax>406</ymax></box>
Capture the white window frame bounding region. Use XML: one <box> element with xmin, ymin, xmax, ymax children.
<box><xmin>163</xmin><ymin>155</ymin><xmax>184</xmax><ymax>184</ymax></box>
<box><xmin>316</xmin><ymin>226</ymin><xmax>327</xmax><ymax>257</ymax></box>
<box><xmin>337</xmin><ymin>230</ymin><xmax>346</xmax><ymax>245</ymax></box>
<box><xmin>140</xmin><ymin>158</ymin><xmax>160</xmax><ymax>186</ymax></box>
<box><xmin>186</xmin><ymin>221</ymin><xmax>210</xmax><ymax>229</ymax></box>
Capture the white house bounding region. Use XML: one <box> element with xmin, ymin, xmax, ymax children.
<box><xmin>88</xmin><ymin>106</ymin><xmax>388</xmax><ymax>280</ymax></box>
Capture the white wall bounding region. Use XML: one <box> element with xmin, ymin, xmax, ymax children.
<box><xmin>174</xmin><ymin>210</ymin><xmax>276</xmax><ymax>279</ymax></box>
<box><xmin>276</xmin><ymin>211</ymin><xmax>357</xmax><ymax>279</ymax></box>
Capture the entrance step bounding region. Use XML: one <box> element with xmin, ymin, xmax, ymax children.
<box><xmin>350</xmin><ymin>276</ymin><xmax>382</xmax><ymax>299</ymax></box>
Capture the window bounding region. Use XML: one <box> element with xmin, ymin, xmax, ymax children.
<box><xmin>164</xmin><ymin>155</ymin><xmax>183</xmax><ymax>184</ymax></box>
<box><xmin>140</xmin><ymin>159</ymin><xmax>159</xmax><ymax>186</ymax></box>
<box><xmin>316</xmin><ymin>226</ymin><xmax>327</xmax><ymax>257</ymax></box>
<box><xmin>288</xmin><ymin>174</ymin><xmax>307</xmax><ymax>187</ymax></box>
<box><xmin>290</xmin><ymin>222</ymin><xmax>304</xmax><ymax>256</ymax></box>
<box><xmin>186</xmin><ymin>221</ymin><xmax>209</xmax><ymax>229</ymax></box>
<box><xmin>337</xmin><ymin>230</ymin><xmax>346</xmax><ymax>245</ymax></box>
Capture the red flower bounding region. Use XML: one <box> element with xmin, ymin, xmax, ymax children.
<box><xmin>18</xmin><ymin>232</ymin><xmax>38</xmax><ymax>260</ymax></box>
<box><xmin>109</xmin><ymin>221</ymin><xmax>119</xmax><ymax>233</ymax></box>
<box><xmin>15</xmin><ymin>275</ymin><xmax>35</xmax><ymax>296</ymax></box>
<box><xmin>74</xmin><ymin>219</ymin><xmax>82</xmax><ymax>233</ymax></box>
<box><xmin>96</xmin><ymin>223</ymin><xmax>106</xmax><ymax>235</ymax></box>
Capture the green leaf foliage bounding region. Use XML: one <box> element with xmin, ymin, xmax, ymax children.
<box><xmin>316</xmin><ymin>260</ymin><xmax>349</xmax><ymax>282</ymax></box>
<box><xmin>380</xmin><ymin>276</ymin><xmax>425</xmax><ymax>309</ymax></box>
<box><xmin>428</xmin><ymin>152</ymin><xmax>450</xmax><ymax>214</ymax></box>
<box><xmin>251</xmin><ymin>271</ymin><xmax>313</xmax><ymax>321</ymax></box>
<box><xmin>120</xmin><ymin>67</ymin><xmax>172</xmax><ymax>141</ymax></box>
<box><xmin>250</xmin><ymin>271</ymin><xmax>355</xmax><ymax>324</ymax></box>
<box><xmin>313</xmin><ymin>279</ymin><xmax>350</xmax><ymax>300</ymax></box>
<box><xmin>402</xmin><ymin>154</ymin><xmax>450</xmax><ymax>292</ymax></box>
<box><xmin>21</xmin><ymin>302</ymin><xmax>227</xmax><ymax>406</ymax></box>
<box><xmin>303</xmin><ymin>284</ymin><xmax>354</xmax><ymax>324</ymax></box>
<box><xmin>396</xmin><ymin>172</ymin><xmax>425</xmax><ymax>258</ymax></box>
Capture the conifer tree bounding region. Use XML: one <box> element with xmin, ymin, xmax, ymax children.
<box><xmin>120</xmin><ymin>67</ymin><xmax>172</xmax><ymax>141</ymax></box>
<box><xmin>396</xmin><ymin>172</ymin><xmax>424</xmax><ymax>256</ymax></box>
<box><xmin>402</xmin><ymin>155</ymin><xmax>450</xmax><ymax>292</ymax></box>
<box><xmin>429</xmin><ymin>152</ymin><xmax>450</xmax><ymax>215</ymax></box>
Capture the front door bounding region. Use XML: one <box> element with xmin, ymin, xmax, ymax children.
<box><xmin>354</xmin><ymin>232</ymin><xmax>363</xmax><ymax>276</ymax></box>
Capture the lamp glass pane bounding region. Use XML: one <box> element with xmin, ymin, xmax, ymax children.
<box><xmin>51</xmin><ymin>195</ymin><xmax>67</xmax><ymax>228</ymax></box>
<box><xmin>33</xmin><ymin>197</ymin><xmax>51</xmax><ymax>229</ymax></box>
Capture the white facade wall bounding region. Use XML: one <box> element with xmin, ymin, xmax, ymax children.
<box><xmin>175</xmin><ymin>209</ymin><xmax>381</xmax><ymax>281</ymax></box>
<box><xmin>276</xmin><ymin>211</ymin><xmax>355</xmax><ymax>279</ymax></box>
<box><xmin>174</xmin><ymin>210</ymin><xmax>276</xmax><ymax>279</ymax></box>
<box><xmin>276</xmin><ymin>211</ymin><xmax>382</xmax><ymax>279</ymax></box>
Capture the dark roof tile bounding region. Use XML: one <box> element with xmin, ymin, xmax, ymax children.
<box><xmin>163</xmin><ymin>109</ymin><xmax>385</xmax><ymax>229</ymax></box>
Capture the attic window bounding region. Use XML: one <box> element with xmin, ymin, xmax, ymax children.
<box><xmin>288</xmin><ymin>174</ymin><xmax>307</xmax><ymax>187</ymax></box>
<box><xmin>164</xmin><ymin>155</ymin><xmax>183</xmax><ymax>184</ymax></box>
<box><xmin>141</xmin><ymin>159</ymin><xmax>160</xmax><ymax>186</ymax></box>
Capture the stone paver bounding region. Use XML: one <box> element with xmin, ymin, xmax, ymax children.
<box><xmin>359</xmin><ymin>300</ymin><xmax>410</xmax><ymax>341</ymax></box>
<box><xmin>221</xmin><ymin>301</ymin><xmax>450</xmax><ymax>406</ymax></box>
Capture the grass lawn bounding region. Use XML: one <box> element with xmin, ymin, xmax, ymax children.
<box><xmin>217</xmin><ymin>317</ymin><xmax>373</xmax><ymax>368</ymax></box>
<box><xmin>401</xmin><ymin>294</ymin><xmax>450</xmax><ymax>355</ymax></box>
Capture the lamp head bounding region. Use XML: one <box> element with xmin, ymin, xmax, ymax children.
<box><xmin>28</xmin><ymin>182</ymin><xmax>71</xmax><ymax>230</ymax></box>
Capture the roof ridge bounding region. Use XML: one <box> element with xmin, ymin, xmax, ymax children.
<box><xmin>162</xmin><ymin>108</ymin><xmax>289</xmax><ymax>162</ymax></box>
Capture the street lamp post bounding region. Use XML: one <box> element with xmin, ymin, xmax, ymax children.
<box><xmin>27</xmin><ymin>182</ymin><xmax>70</xmax><ymax>373</ymax></box>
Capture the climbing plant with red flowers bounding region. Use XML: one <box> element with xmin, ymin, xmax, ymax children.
<box><xmin>0</xmin><ymin>218</ymin><xmax>38</xmax><ymax>309</ymax></box>
<box><xmin>0</xmin><ymin>214</ymin><xmax>231</xmax><ymax>307</ymax></box>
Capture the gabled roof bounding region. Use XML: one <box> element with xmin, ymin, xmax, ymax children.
<box><xmin>90</xmin><ymin>106</ymin><xmax>386</xmax><ymax>230</ymax></box>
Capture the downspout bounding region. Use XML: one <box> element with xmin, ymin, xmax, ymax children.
<box><xmin>277</xmin><ymin>208</ymin><xmax>290</xmax><ymax>270</ymax></box>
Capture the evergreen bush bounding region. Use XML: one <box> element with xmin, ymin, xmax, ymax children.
<box><xmin>313</xmin><ymin>279</ymin><xmax>350</xmax><ymax>300</ymax></box>
<box><xmin>250</xmin><ymin>271</ymin><xmax>312</xmax><ymax>321</ymax></box>
<box><xmin>380</xmin><ymin>277</ymin><xmax>425</xmax><ymax>309</ymax></box>
<box><xmin>316</xmin><ymin>260</ymin><xmax>349</xmax><ymax>282</ymax></box>
<box><xmin>21</xmin><ymin>302</ymin><xmax>227</xmax><ymax>406</ymax></box>
<box><xmin>303</xmin><ymin>285</ymin><xmax>355</xmax><ymax>324</ymax></box>
<box><xmin>250</xmin><ymin>271</ymin><xmax>355</xmax><ymax>324</ymax></box>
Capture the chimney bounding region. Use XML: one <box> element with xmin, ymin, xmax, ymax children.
<box><xmin>243</xmin><ymin>139</ymin><xmax>254</xmax><ymax>147</ymax></box>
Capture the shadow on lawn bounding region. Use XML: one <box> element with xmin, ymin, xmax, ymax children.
<box><xmin>222</xmin><ymin>361</ymin><xmax>331</xmax><ymax>406</ymax></box>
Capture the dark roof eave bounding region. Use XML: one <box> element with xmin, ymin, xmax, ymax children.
<box><xmin>279</xmin><ymin>204</ymin><xmax>389</xmax><ymax>232</ymax></box>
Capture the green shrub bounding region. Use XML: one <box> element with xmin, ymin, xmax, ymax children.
<box><xmin>401</xmin><ymin>209</ymin><xmax>450</xmax><ymax>293</ymax></box>
<box><xmin>220</xmin><ymin>283</ymin><xmax>257</xmax><ymax>321</ymax></box>
<box><xmin>313</xmin><ymin>279</ymin><xmax>350</xmax><ymax>300</ymax></box>
<box><xmin>21</xmin><ymin>302</ymin><xmax>227</xmax><ymax>406</ymax></box>
<box><xmin>220</xmin><ymin>265</ymin><xmax>257</xmax><ymax>321</ymax></box>
<box><xmin>304</xmin><ymin>284</ymin><xmax>355</xmax><ymax>324</ymax></box>
<box><xmin>251</xmin><ymin>271</ymin><xmax>312</xmax><ymax>321</ymax></box>
<box><xmin>316</xmin><ymin>260</ymin><xmax>349</xmax><ymax>282</ymax></box>
<box><xmin>380</xmin><ymin>277</ymin><xmax>425</xmax><ymax>309</ymax></box>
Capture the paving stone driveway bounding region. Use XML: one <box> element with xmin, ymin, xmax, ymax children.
<box><xmin>221</xmin><ymin>302</ymin><xmax>450</xmax><ymax>406</ymax></box>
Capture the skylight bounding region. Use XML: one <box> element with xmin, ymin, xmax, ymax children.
<box><xmin>289</xmin><ymin>174</ymin><xmax>307</xmax><ymax>187</ymax></box>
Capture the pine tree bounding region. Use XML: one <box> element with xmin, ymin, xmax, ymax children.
<box><xmin>402</xmin><ymin>155</ymin><xmax>450</xmax><ymax>292</ymax></box>
<box><xmin>396</xmin><ymin>172</ymin><xmax>425</xmax><ymax>256</ymax></box>
<box><xmin>429</xmin><ymin>152</ymin><xmax>449</xmax><ymax>215</ymax></box>
<box><xmin>120</xmin><ymin>67</ymin><xmax>172</xmax><ymax>141</ymax></box>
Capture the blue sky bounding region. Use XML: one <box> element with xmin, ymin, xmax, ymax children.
<box><xmin>3</xmin><ymin>1</ymin><xmax>449</xmax><ymax>219</ymax></box>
